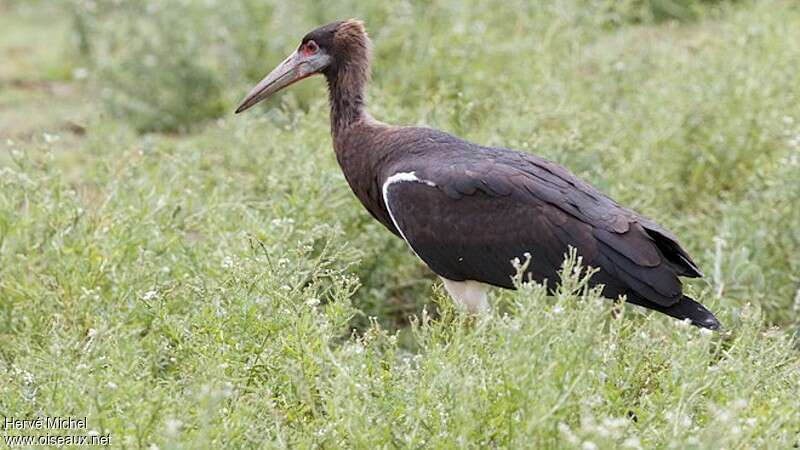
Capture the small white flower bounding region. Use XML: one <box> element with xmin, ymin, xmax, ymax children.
<box><xmin>221</xmin><ymin>381</ymin><xmax>234</xmax><ymax>398</ymax></box>
<box><xmin>107</xmin><ymin>381</ymin><xmax>118</xmax><ymax>390</ymax></box>
<box><xmin>622</xmin><ymin>437</ymin><xmax>641</xmax><ymax>449</ymax></box>
<box><xmin>165</xmin><ymin>418</ymin><xmax>182</xmax><ymax>436</ymax></box>
<box><xmin>72</xmin><ymin>67</ymin><xmax>89</xmax><ymax>80</ymax></box>
<box><xmin>582</xmin><ymin>441</ymin><xmax>598</xmax><ymax>450</ymax></box>
<box><xmin>305</xmin><ymin>298</ymin><xmax>320</xmax><ymax>307</ymax></box>
<box><xmin>43</xmin><ymin>132</ymin><xmax>60</xmax><ymax>143</ymax></box>
<box><xmin>142</xmin><ymin>290</ymin><xmax>158</xmax><ymax>302</ymax></box>
<box><xmin>270</xmin><ymin>217</ymin><xmax>294</xmax><ymax>227</ymax></box>
<box><xmin>558</xmin><ymin>423</ymin><xmax>579</xmax><ymax>445</ymax></box>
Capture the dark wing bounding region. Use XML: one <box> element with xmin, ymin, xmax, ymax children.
<box><xmin>382</xmin><ymin>150</ymin><xmax>701</xmax><ymax>308</ymax></box>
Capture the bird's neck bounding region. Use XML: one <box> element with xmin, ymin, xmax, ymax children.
<box><xmin>326</xmin><ymin>56</ymin><xmax>369</xmax><ymax>135</ymax></box>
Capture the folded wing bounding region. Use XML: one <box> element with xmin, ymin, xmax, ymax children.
<box><xmin>381</xmin><ymin>152</ymin><xmax>701</xmax><ymax>308</ymax></box>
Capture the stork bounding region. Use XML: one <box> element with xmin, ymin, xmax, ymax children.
<box><xmin>235</xmin><ymin>19</ymin><xmax>721</xmax><ymax>330</ymax></box>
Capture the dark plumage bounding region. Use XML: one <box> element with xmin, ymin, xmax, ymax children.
<box><xmin>236</xmin><ymin>19</ymin><xmax>721</xmax><ymax>330</ymax></box>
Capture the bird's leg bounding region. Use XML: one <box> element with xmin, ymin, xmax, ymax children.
<box><xmin>440</xmin><ymin>277</ymin><xmax>490</xmax><ymax>314</ymax></box>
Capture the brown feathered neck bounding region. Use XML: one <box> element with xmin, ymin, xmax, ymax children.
<box><xmin>324</xmin><ymin>20</ymin><xmax>371</xmax><ymax>135</ymax></box>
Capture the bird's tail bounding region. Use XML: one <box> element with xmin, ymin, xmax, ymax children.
<box><xmin>628</xmin><ymin>294</ymin><xmax>721</xmax><ymax>330</ymax></box>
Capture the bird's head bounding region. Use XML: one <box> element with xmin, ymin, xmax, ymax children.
<box><xmin>235</xmin><ymin>19</ymin><xmax>369</xmax><ymax>114</ymax></box>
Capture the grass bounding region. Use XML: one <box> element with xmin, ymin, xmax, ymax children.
<box><xmin>1</xmin><ymin>0</ymin><xmax>799</xmax><ymax>448</ymax></box>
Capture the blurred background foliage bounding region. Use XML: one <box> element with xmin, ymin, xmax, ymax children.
<box><xmin>64</xmin><ymin>0</ymin><xmax>742</xmax><ymax>133</ymax></box>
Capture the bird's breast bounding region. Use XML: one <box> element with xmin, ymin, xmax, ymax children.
<box><xmin>335</xmin><ymin>152</ymin><xmax>401</xmax><ymax>237</ymax></box>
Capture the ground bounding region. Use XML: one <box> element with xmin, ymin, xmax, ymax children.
<box><xmin>1</xmin><ymin>1</ymin><xmax>799</xmax><ymax>448</ymax></box>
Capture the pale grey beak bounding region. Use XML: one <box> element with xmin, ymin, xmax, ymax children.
<box><xmin>235</xmin><ymin>49</ymin><xmax>331</xmax><ymax>114</ymax></box>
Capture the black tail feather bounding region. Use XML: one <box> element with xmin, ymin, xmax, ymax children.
<box><xmin>626</xmin><ymin>294</ymin><xmax>721</xmax><ymax>330</ymax></box>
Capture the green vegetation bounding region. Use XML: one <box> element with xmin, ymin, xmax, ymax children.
<box><xmin>1</xmin><ymin>0</ymin><xmax>799</xmax><ymax>448</ymax></box>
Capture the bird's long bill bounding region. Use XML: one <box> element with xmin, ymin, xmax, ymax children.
<box><xmin>235</xmin><ymin>49</ymin><xmax>329</xmax><ymax>114</ymax></box>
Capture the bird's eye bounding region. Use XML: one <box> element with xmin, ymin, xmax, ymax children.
<box><xmin>306</xmin><ymin>41</ymin><xmax>319</xmax><ymax>54</ymax></box>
